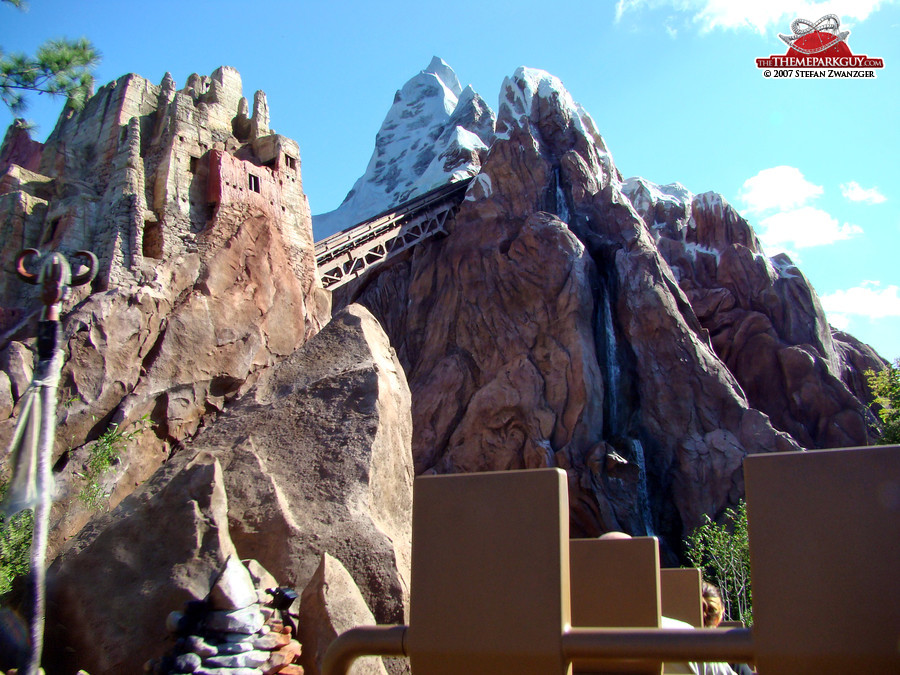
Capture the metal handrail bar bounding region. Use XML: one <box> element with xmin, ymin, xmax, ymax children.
<box><xmin>321</xmin><ymin>625</ymin><xmax>755</xmax><ymax>675</ymax></box>
<box><xmin>321</xmin><ymin>625</ymin><xmax>407</xmax><ymax>675</ymax></box>
<box><xmin>562</xmin><ymin>627</ymin><xmax>755</xmax><ymax>663</ymax></box>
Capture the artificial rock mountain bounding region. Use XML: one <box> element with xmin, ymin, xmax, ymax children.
<box><xmin>328</xmin><ymin>60</ymin><xmax>885</xmax><ymax>540</ymax></box>
<box><xmin>0</xmin><ymin>59</ymin><xmax>888</xmax><ymax>671</ymax></box>
<box><xmin>0</xmin><ymin>66</ymin><xmax>331</xmax><ymax>563</ymax></box>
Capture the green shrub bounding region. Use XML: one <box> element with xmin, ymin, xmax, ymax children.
<box><xmin>0</xmin><ymin>415</ymin><xmax>149</xmax><ymax>593</ymax></box>
<box><xmin>0</xmin><ymin>483</ymin><xmax>33</xmax><ymax>596</ymax></box>
<box><xmin>77</xmin><ymin>416</ymin><xmax>148</xmax><ymax>510</ymax></box>
<box><xmin>684</xmin><ymin>500</ymin><xmax>752</xmax><ymax>626</ymax></box>
<box><xmin>866</xmin><ymin>358</ymin><xmax>900</xmax><ymax>444</ymax></box>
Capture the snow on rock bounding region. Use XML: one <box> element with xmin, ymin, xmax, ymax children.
<box><xmin>624</xmin><ymin>176</ymin><xmax>766</xmax><ymax>262</ymax></box>
<box><xmin>682</xmin><ymin>241</ymin><xmax>722</xmax><ymax>265</ymax></box>
<box><xmin>622</xmin><ymin>177</ymin><xmax>693</xmax><ymax>232</ymax></box>
<box><xmin>693</xmin><ymin>191</ymin><xmax>730</xmax><ymax>223</ymax></box>
<box><xmin>450</xmin><ymin>85</ymin><xmax>495</xmax><ymax>147</ymax></box>
<box><xmin>464</xmin><ymin>172</ymin><xmax>493</xmax><ymax>202</ymax></box>
<box><xmin>314</xmin><ymin>57</ymin><xmax>495</xmax><ymax>237</ymax></box>
<box><xmin>330</xmin><ymin>59</ymin><xmax>878</xmax><ymax>555</ymax></box>
<box><xmin>495</xmin><ymin>67</ymin><xmax>618</xmax><ymax>188</ymax></box>
<box><xmin>769</xmin><ymin>251</ymin><xmax>801</xmax><ymax>280</ymax></box>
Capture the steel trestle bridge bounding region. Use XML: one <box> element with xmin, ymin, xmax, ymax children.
<box><xmin>315</xmin><ymin>178</ymin><xmax>472</xmax><ymax>291</ymax></box>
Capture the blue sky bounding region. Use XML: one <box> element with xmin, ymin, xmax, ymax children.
<box><xmin>1</xmin><ymin>0</ymin><xmax>898</xmax><ymax>361</ymax></box>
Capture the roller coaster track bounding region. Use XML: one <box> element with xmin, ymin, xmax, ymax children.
<box><xmin>315</xmin><ymin>177</ymin><xmax>472</xmax><ymax>291</ymax></box>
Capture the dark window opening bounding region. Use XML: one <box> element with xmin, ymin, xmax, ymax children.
<box><xmin>42</xmin><ymin>218</ymin><xmax>61</xmax><ymax>245</ymax></box>
<box><xmin>189</xmin><ymin>156</ymin><xmax>199</xmax><ymax>173</ymax></box>
<box><xmin>248</xmin><ymin>174</ymin><xmax>260</xmax><ymax>193</ymax></box>
<box><xmin>142</xmin><ymin>220</ymin><xmax>163</xmax><ymax>259</ymax></box>
<box><xmin>284</xmin><ymin>154</ymin><xmax>297</xmax><ymax>170</ymax></box>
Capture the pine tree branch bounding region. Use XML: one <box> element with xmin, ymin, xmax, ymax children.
<box><xmin>0</xmin><ymin>37</ymin><xmax>99</xmax><ymax>114</ymax></box>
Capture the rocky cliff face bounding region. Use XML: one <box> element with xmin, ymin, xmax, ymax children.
<box><xmin>0</xmin><ymin>66</ymin><xmax>330</xmax><ymax>554</ymax></box>
<box><xmin>0</xmin><ymin>58</ymin><xmax>888</xmax><ymax>672</ymax></box>
<box><xmin>622</xmin><ymin>179</ymin><xmax>877</xmax><ymax>450</ymax></box>
<box><xmin>44</xmin><ymin>303</ymin><xmax>411</xmax><ymax>672</ymax></box>
<box><xmin>335</xmin><ymin>63</ymin><xmax>884</xmax><ymax>550</ymax></box>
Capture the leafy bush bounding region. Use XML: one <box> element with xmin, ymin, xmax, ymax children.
<box><xmin>0</xmin><ymin>483</ymin><xmax>33</xmax><ymax>596</ymax></box>
<box><xmin>866</xmin><ymin>358</ymin><xmax>900</xmax><ymax>444</ymax></box>
<box><xmin>0</xmin><ymin>414</ymin><xmax>148</xmax><ymax>593</ymax></box>
<box><xmin>684</xmin><ymin>500</ymin><xmax>752</xmax><ymax>626</ymax></box>
<box><xmin>77</xmin><ymin>416</ymin><xmax>148</xmax><ymax>510</ymax></box>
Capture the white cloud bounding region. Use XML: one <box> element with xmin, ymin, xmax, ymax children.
<box><xmin>840</xmin><ymin>181</ymin><xmax>887</xmax><ymax>204</ymax></box>
<box><xmin>757</xmin><ymin>206</ymin><xmax>862</xmax><ymax>249</ymax></box>
<box><xmin>827</xmin><ymin>313</ymin><xmax>851</xmax><ymax>330</ymax></box>
<box><xmin>737</xmin><ymin>166</ymin><xmax>864</xmax><ymax>251</ymax></box>
<box><xmin>820</xmin><ymin>283</ymin><xmax>900</xmax><ymax>319</ymax></box>
<box><xmin>694</xmin><ymin>0</ymin><xmax>814</xmax><ymax>33</ymax></box>
<box><xmin>738</xmin><ymin>166</ymin><xmax>823</xmax><ymax>213</ymax></box>
<box><xmin>615</xmin><ymin>0</ymin><xmax>896</xmax><ymax>34</ymax></box>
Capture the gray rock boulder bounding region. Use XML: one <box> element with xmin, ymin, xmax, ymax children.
<box><xmin>298</xmin><ymin>553</ymin><xmax>389</xmax><ymax>675</ymax></box>
<box><xmin>209</xmin><ymin>555</ymin><xmax>259</xmax><ymax>611</ymax></box>
<box><xmin>0</xmin><ymin>341</ymin><xmax>32</xmax><ymax>401</ymax></box>
<box><xmin>0</xmin><ymin>371</ymin><xmax>12</xmax><ymax>419</ymax></box>
<box><xmin>191</xmin><ymin>303</ymin><xmax>414</xmax><ymax>624</ymax></box>
<box><xmin>44</xmin><ymin>452</ymin><xmax>236</xmax><ymax>674</ymax></box>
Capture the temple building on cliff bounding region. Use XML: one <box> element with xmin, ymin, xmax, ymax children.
<box><xmin>0</xmin><ymin>66</ymin><xmax>315</xmax><ymax>331</ymax></box>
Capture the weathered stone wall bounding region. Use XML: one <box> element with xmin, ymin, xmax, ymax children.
<box><xmin>0</xmin><ymin>66</ymin><xmax>330</xmax><ymax>555</ymax></box>
<box><xmin>0</xmin><ymin>66</ymin><xmax>310</xmax><ymax>301</ymax></box>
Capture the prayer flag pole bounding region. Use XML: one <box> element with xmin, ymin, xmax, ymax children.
<box><xmin>3</xmin><ymin>248</ymin><xmax>96</xmax><ymax>675</ymax></box>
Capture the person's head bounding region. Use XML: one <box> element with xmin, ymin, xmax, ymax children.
<box><xmin>701</xmin><ymin>581</ymin><xmax>725</xmax><ymax>627</ymax></box>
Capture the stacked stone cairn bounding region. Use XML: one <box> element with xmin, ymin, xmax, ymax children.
<box><xmin>146</xmin><ymin>557</ymin><xmax>303</xmax><ymax>675</ymax></box>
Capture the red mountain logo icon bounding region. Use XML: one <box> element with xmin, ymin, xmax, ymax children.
<box><xmin>756</xmin><ymin>14</ymin><xmax>884</xmax><ymax>78</ymax></box>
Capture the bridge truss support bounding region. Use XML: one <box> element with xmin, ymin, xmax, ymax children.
<box><xmin>315</xmin><ymin>179</ymin><xmax>471</xmax><ymax>291</ymax></box>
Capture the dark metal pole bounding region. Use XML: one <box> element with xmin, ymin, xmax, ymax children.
<box><xmin>6</xmin><ymin>249</ymin><xmax>97</xmax><ymax>675</ymax></box>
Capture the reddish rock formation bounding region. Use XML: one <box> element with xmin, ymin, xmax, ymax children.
<box><xmin>832</xmin><ymin>329</ymin><xmax>887</xmax><ymax>405</ymax></box>
<box><xmin>42</xmin><ymin>303</ymin><xmax>412</xmax><ymax>673</ymax></box>
<box><xmin>0</xmin><ymin>67</ymin><xmax>330</xmax><ymax>553</ymax></box>
<box><xmin>336</xmin><ymin>66</ymin><xmax>880</xmax><ymax>553</ymax></box>
<box><xmin>625</xmin><ymin>181</ymin><xmax>881</xmax><ymax>450</ymax></box>
<box><xmin>0</xmin><ymin>119</ymin><xmax>43</xmax><ymax>175</ymax></box>
<box><xmin>188</xmin><ymin>303</ymin><xmax>413</xmax><ymax>626</ymax></box>
<box><xmin>0</xmin><ymin>61</ymin><xmax>888</xmax><ymax>674</ymax></box>
<box><xmin>45</xmin><ymin>452</ymin><xmax>237</xmax><ymax>673</ymax></box>
<box><xmin>299</xmin><ymin>553</ymin><xmax>389</xmax><ymax>675</ymax></box>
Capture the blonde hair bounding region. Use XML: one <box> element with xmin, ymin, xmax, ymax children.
<box><xmin>701</xmin><ymin>581</ymin><xmax>725</xmax><ymax>627</ymax></box>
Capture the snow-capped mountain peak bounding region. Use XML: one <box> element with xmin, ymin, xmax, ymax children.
<box><xmin>313</xmin><ymin>58</ymin><xmax>495</xmax><ymax>237</ymax></box>
<box><xmin>425</xmin><ymin>55</ymin><xmax>462</xmax><ymax>99</ymax></box>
